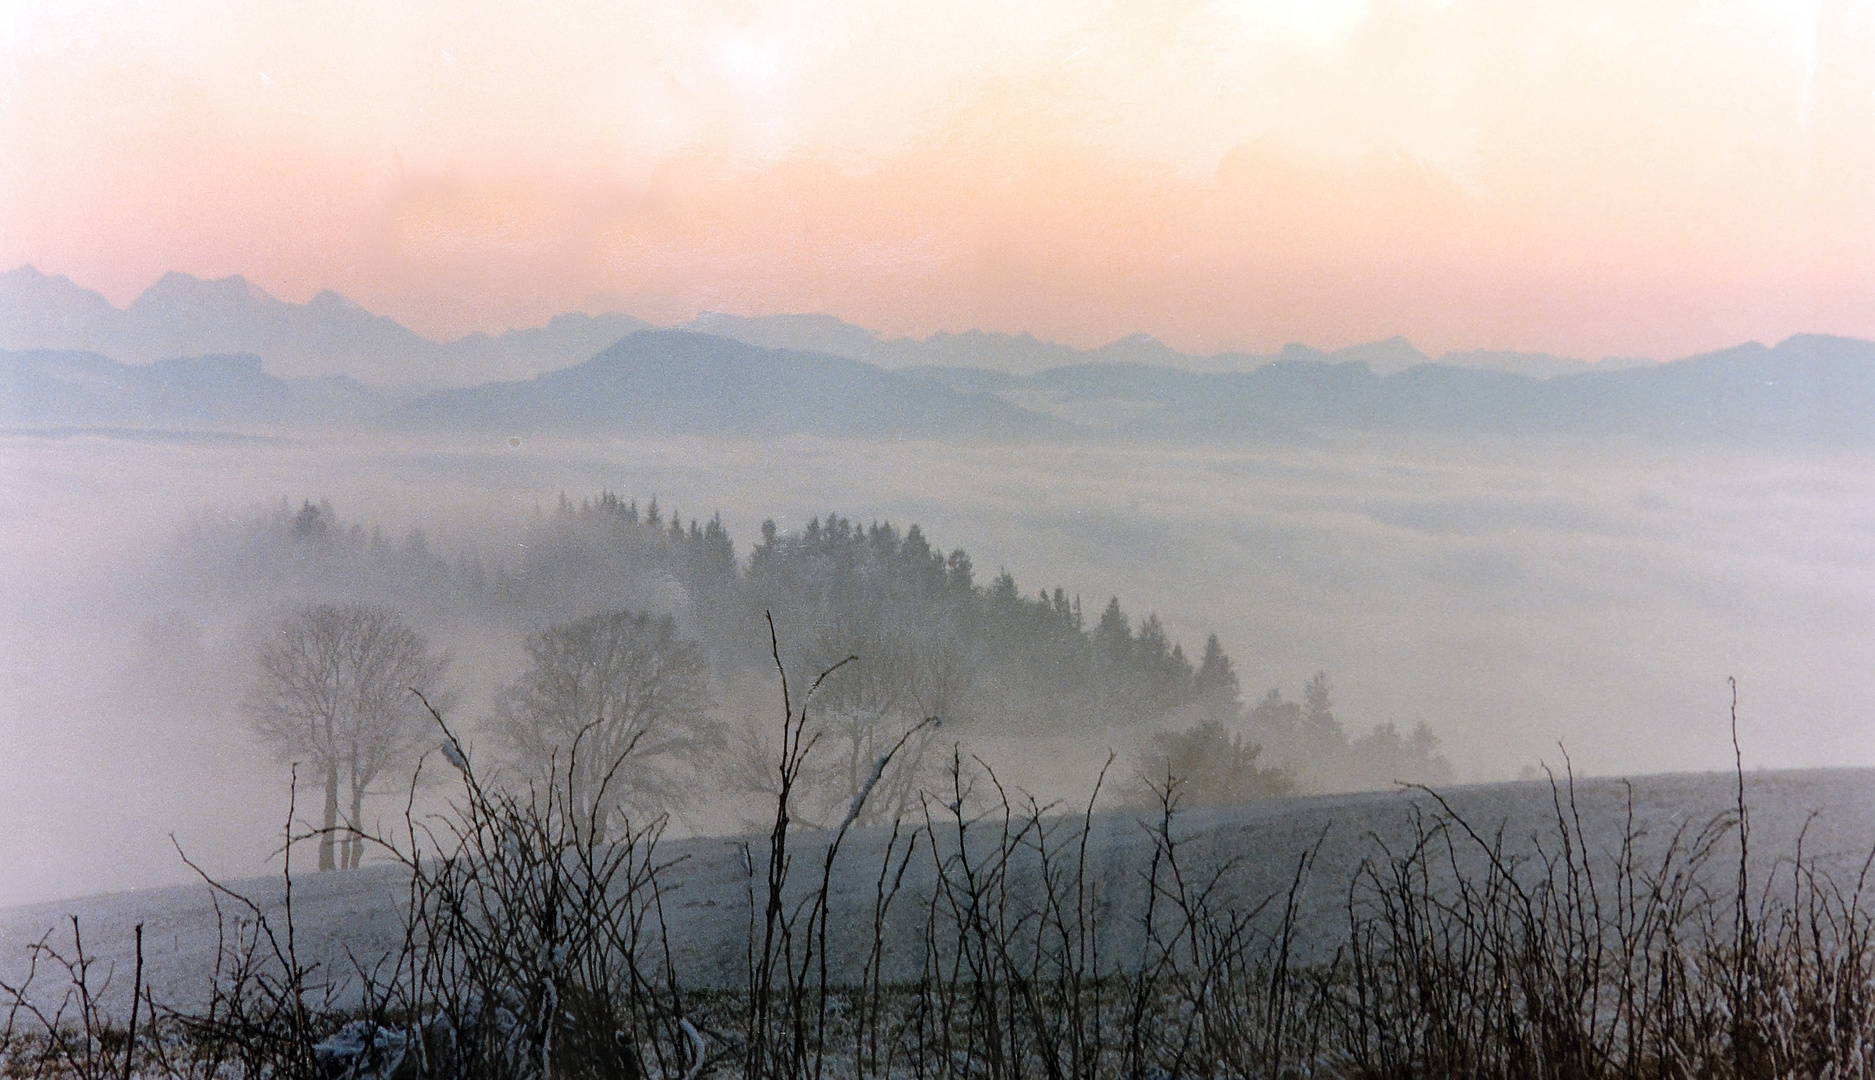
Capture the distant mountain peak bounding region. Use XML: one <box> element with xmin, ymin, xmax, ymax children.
<box><xmin>0</xmin><ymin>265</ymin><xmax>127</xmax><ymax>352</ymax></box>
<box><xmin>5</xmin><ymin>264</ymin><xmax>70</xmax><ymax>286</ymax></box>
<box><xmin>692</xmin><ymin>310</ymin><xmax>871</xmax><ymax>334</ymax></box>
<box><xmin>680</xmin><ymin>310</ymin><xmax>884</xmax><ymax>361</ymax></box>
<box><xmin>1330</xmin><ymin>336</ymin><xmax>1429</xmax><ymax>374</ymax></box>
<box><xmin>307</xmin><ymin>289</ymin><xmax>367</xmax><ymax>312</ymax></box>
<box><xmin>1109</xmin><ymin>332</ymin><xmax>1161</xmax><ymax>347</ymax></box>
<box><xmin>1</xmin><ymin>264</ymin><xmax>113</xmax><ymax>302</ymax></box>
<box><xmin>1777</xmin><ymin>333</ymin><xmax>1875</xmax><ymax>354</ymax></box>
<box><xmin>130</xmin><ymin>271</ymin><xmax>285</xmax><ymax>311</ymax></box>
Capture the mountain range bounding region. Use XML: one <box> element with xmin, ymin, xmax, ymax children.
<box><xmin>689</xmin><ymin>313</ymin><xmax>1626</xmax><ymax>379</ymax></box>
<box><xmin>918</xmin><ymin>335</ymin><xmax>1875</xmax><ymax>443</ymax></box>
<box><xmin>0</xmin><ymin>266</ymin><xmax>652</xmax><ymax>386</ymax></box>
<box><xmin>2</xmin><ymin>265</ymin><xmax>1871</xmax><ymax>445</ymax></box>
<box><xmin>3</xmin><ymin>265</ymin><xmax>1634</xmax><ymax>386</ymax></box>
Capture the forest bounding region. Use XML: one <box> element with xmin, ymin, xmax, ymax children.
<box><xmin>188</xmin><ymin>492</ymin><xmax>1453</xmax><ymax>854</ymax></box>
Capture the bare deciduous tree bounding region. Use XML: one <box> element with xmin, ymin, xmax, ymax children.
<box><xmin>729</xmin><ymin>630</ymin><xmax>960</xmax><ymax>828</ymax></box>
<box><xmin>491</xmin><ymin>609</ymin><xmax>719</xmax><ymax>841</ymax></box>
<box><xmin>245</xmin><ymin>602</ymin><xmax>450</xmax><ymax>870</ymax></box>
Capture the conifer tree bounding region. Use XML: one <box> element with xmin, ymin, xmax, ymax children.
<box><xmin>1194</xmin><ymin>634</ymin><xmax>1243</xmax><ymax>720</ymax></box>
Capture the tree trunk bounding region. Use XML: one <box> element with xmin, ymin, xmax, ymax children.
<box><xmin>346</xmin><ymin>771</ymin><xmax>365</xmax><ymax>869</ymax></box>
<box><xmin>319</xmin><ymin>760</ymin><xmax>339</xmax><ymax>872</ymax></box>
<box><xmin>577</xmin><ymin>764</ymin><xmax>607</xmax><ymax>847</ymax></box>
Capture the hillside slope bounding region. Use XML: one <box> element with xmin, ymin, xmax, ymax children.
<box><xmin>6</xmin><ymin>769</ymin><xmax>1872</xmax><ymax>1014</ymax></box>
<box><xmin>395</xmin><ymin>330</ymin><xmax>1065</xmax><ymax>439</ymax></box>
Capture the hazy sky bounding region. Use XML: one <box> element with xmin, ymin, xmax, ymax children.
<box><xmin>4</xmin><ymin>0</ymin><xmax>1874</xmax><ymax>357</ymax></box>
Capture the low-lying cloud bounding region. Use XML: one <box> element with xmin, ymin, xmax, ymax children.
<box><xmin>2</xmin><ymin>428</ymin><xmax>1870</xmax><ymax>908</ymax></box>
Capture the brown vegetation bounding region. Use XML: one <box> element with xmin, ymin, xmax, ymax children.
<box><xmin>5</xmin><ymin>673</ymin><xmax>1871</xmax><ymax>1079</ymax></box>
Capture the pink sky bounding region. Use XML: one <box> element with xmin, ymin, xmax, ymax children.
<box><xmin>4</xmin><ymin>0</ymin><xmax>1873</xmax><ymax>358</ymax></box>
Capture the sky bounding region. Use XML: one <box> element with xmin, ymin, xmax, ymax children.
<box><xmin>3</xmin><ymin>0</ymin><xmax>1874</xmax><ymax>358</ymax></box>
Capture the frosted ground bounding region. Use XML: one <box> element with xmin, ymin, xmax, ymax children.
<box><xmin>5</xmin><ymin>768</ymin><xmax>1875</xmax><ymax>1018</ymax></box>
<box><xmin>1</xmin><ymin>429</ymin><xmax>1872</xmax><ymax>907</ymax></box>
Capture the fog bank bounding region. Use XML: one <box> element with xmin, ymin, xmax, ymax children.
<box><xmin>2</xmin><ymin>429</ymin><xmax>1870</xmax><ymax>907</ymax></box>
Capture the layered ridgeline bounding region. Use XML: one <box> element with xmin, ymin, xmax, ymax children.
<box><xmin>0</xmin><ymin>265</ymin><xmax>1615</xmax><ymax>382</ymax></box>
<box><xmin>167</xmin><ymin>495</ymin><xmax>1451</xmax><ymax>826</ymax></box>
<box><xmin>10</xmin><ymin>332</ymin><xmax>1872</xmax><ymax>443</ymax></box>
<box><xmin>0</xmin><ymin>266</ymin><xmax>651</xmax><ymax>385</ymax></box>
<box><xmin>5</xmin><ymin>265</ymin><xmax>1875</xmax><ymax>443</ymax></box>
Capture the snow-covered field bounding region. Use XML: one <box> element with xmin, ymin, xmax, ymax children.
<box><xmin>8</xmin><ymin>768</ymin><xmax>1875</xmax><ymax>1018</ymax></box>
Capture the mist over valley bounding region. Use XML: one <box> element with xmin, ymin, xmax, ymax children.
<box><xmin>4</xmin><ymin>266</ymin><xmax>1875</xmax><ymax>1077</ymax></box>
<box><xmin>5</xmin><ymin>271</ymin><xmax>1875</xmax><ymax>913</ymax></box>
<box><xmin>2</xmin><ymin>412</ymin><xmax>1870</xmax><ymax>909</ymax></box>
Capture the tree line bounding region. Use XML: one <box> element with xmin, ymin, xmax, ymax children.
<box><xmin>232</xmin><ymin>494</ymin><xmax>1453</xmax><ymax>864</ymax></box>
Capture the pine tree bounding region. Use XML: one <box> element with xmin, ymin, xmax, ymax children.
<box><xmin>1094</xmin><ymin>597</ymin><xmax>1131</xmax><ymax>666</ymax></box>
<box><xmin>1194</xmin><ymin>634</ymin><xmax>1243</xmax><ymax>718</ymax></box>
